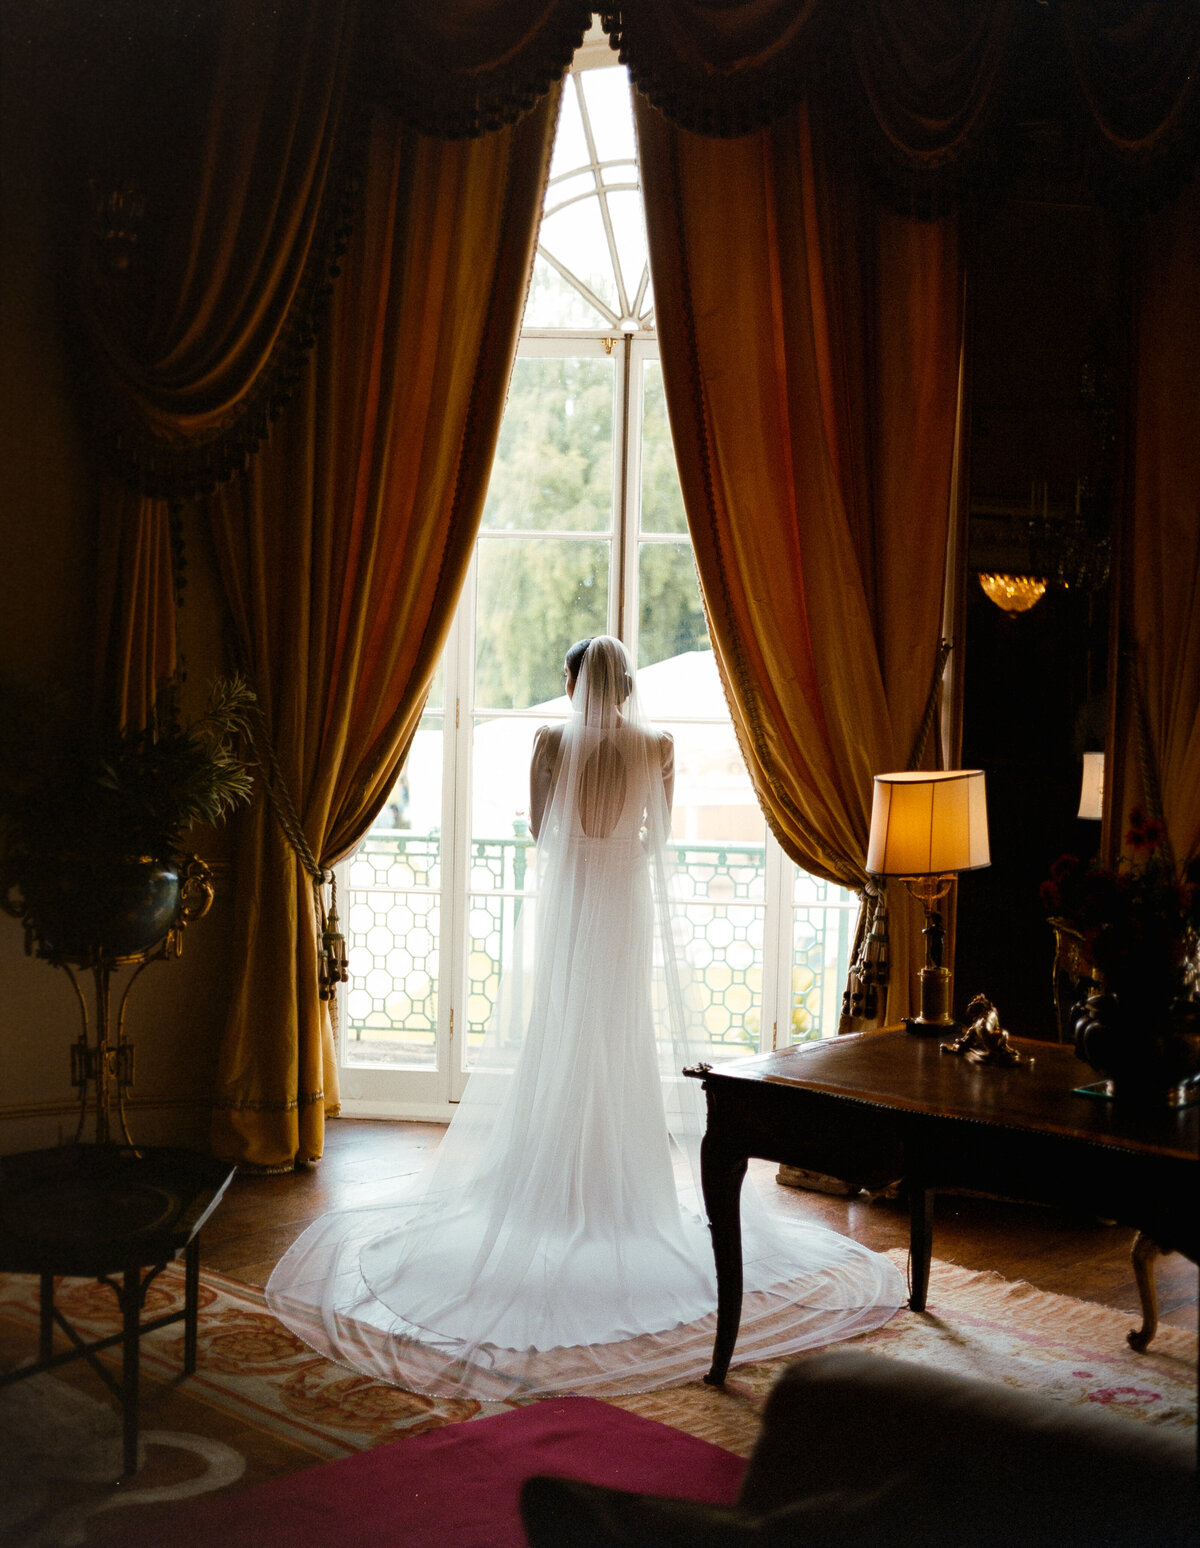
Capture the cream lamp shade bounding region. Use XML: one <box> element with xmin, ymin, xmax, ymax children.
<box><xmin>1077</xmin><ymin>751</ymin><xmax>1104</xmax><ymax>821</ymax></box>
<box><xmin>867</xmin><ymin>770</ymin><xmax>990</xmax><ymax>877</ymax></box>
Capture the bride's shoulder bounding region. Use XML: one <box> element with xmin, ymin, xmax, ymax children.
<box><xmin>533</xmin><ymin>723</ymin><xmax>565</xmax><ymax>757</ymax></box>
<box><xmin>626</xmin><ymin>724</ymin><xmax>671</xmax><ymax>748</ymax></box>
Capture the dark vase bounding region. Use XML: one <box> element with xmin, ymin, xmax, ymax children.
<box><xmin>21</xmin><ymin>855</ymin><xmax>183</xmax><ymax>964</ymax></box>
<box><xmin>1071</xmin><ymin>990</ymin><xmax>1200</xmax><ymax>1103</ymax></box>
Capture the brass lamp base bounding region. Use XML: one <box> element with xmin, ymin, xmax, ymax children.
<box><xmin>903</xmin><ymin>964</ymin><xmax>959</xmax><ymax>1037</ymax></box>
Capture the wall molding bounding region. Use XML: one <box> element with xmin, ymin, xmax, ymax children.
<box><xmin>0</xmin><ymin>1095</ymin><xmax>210</xmax><ymax>1124</ymax></box>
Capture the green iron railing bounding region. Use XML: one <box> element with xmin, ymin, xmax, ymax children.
<box><xmin>342</xmin><ymin>831</ymin><xmax>855</xmax><ymax>1065</ymax></box>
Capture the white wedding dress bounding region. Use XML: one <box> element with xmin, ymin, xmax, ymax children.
<box><xmin>267</xmin><ymin>638</ymin><xmax>903</xmax><ymax>1399</ymax></box>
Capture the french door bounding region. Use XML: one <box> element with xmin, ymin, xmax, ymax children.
<box><xmin>335</xmin><ymin>47</ymin><xmax>838</xmax><ymax>1118</ymax></box>
<box><xmin>336</xmin><ymin>333</ymin><xmax>854</xmax><ymax>1117</ymax></box>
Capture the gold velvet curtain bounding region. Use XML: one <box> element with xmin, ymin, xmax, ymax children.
<box><xmin>93</xmin><ymin>480</ymin><xmax>182</xmax><ymax>730</ymax></box>
<box><xmin>637</xmin><ymin>96</ymin><xmax>964</xmax><ymax>1026</ymax></box>
<box><xmin>82</xmin><ymin>0</ymin><xmax>362</xmax><ymax>727</ymax></box>
<box><xmin>1116</xmin><ymin>166</ymin><xmax>1200</xmax><ymax>871</ymax></box>
<box><xmin>624</xmin><ymin>0</ymin><xmax>1200</xmax><ymax>1020</ymax></box>
<box><xmin>207</xmin><ymin>99</ymin><xmax>558</xmax><ymax>1168</ymax></box>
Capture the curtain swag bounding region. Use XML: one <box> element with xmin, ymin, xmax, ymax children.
<box><xmin>80</xmin><ymin>0</ymin><xmax>367</xmax><ymax>502</ymax></box>
<box><xmin>1060</xmin><ymin>0</ymin><xmax>1200</xmax><ymax>209</ymax></box>
<box><xmin>366</xmin><ymin>0</ymin><xmax>591</xmax><ymax>139</ymax></box>
<box><xmin>601</xmin><ymin>0</ymin><xmax>835</xmax><ymax>139</ymax></box>
<box><xmin>603</xmin><ymin>1</ymin><xmax>1200</xmax><ymax>214</ymax></box>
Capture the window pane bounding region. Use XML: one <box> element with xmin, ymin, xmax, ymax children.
<box><xmin>579</xmin><ymin>67</ymin><xmax>636</xmax><ymax>164</ymax></box>
<box><xmin>791</xmin><ymin>874</ymin><xmax>857</xmax><ymax>1045</ymax></box>
<box><xmin>482</xmin><ymin>357</ymin><xmax>614</xmax><ymax>533</ymax></box>
<box><xmin>475</xmin><ymin>537</ymin><xmax>610</xmax><ymax>709</ymax></box>
<box><xmin>538</xmin><ymin>200</ymin><xmax>619</xmax><ymax>318</ymax></box>
<box><xmin>638</xmin><ymin>542</ymin><xmax>709</xmax><ymax>670</ymax></box>
<box><xmin>670</xmin><ymin>838</ymin><xmax>764</xmax><ymax>1060</ymax></box>
<box><xmin>789</xmin><ymin>868</ymin><xmax>857</xmax><ymax>1044</ymax></box>
<box><xmin>655</xmin><ymin>717</ymin><xmax>765</xmax><ymax>847</ymax></box>
<box><xmin>641</xmin><ymin>362</ymin><xmax>687</xmax><ymax>533</ymax></box>
<box><xmin>549</xmin><ymin>79</ymin><xmax>589</xmax><ymax>179</ymax></box>
<box><xmin>466</xmin><ymin>714</ymin><xmax>552</xmax><ymax>1070</ymax></box>
<box><xmin>607</xmin><ymin>187</ymin><xmax>648</xmax><ymax>320</ymax></box>
<box><xmin>524</xmin><ymin>255</ymin><xmax>612</xmax><ymax>329</ymax></box>
<box><xmin>344</xmin><ymin>711</ymin><xmax>443</xmax><ymax>1069</ymax></box>
<box><xmin>472</xmin><ymin>713</ymin><xmax>566</xmax><ymax>841</ymax></box>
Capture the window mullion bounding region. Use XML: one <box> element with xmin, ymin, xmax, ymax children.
<box><xmin>761</xmin><ymin>835</ymin><xmax>792</xmax><ymax>1053</ymax></box>
<box><xmin>445</xmin><ymin>557</ymin><xmax>477</xmax><ymax>1100</ymax></box>
<box><xmin>624</xmin><ymin>340</ymin><xmax>653</xmax><ymax>664</ymax></box>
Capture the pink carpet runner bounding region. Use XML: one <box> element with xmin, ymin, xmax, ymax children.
<box><xmin>113</xmin><ymin>1396</ymin><xmax>746</xmax><ymax>1548</ymax></box>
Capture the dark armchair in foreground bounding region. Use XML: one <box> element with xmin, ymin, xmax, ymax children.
<box><xmin>522</xmin><ymin>1351</ymin><xmax>1196</xmax><ymax>1548</ymax></box>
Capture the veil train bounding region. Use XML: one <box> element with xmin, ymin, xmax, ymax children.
<box><xmin>267</xmin><ymin>637</ymin><xmax>904</xmax><ymax>1399</ymax></box>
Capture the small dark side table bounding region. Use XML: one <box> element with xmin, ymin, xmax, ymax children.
<box><xmin>0</xmin><ymin>1143</ymin><xmax>235</xmax><ymax>1475</ymax></box>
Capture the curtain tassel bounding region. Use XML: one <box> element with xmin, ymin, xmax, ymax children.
<box><xmin>318</xmin><ymin>872</ymin><xmax>349</xmax><ymax>1002</ymax></box>
<box><xmin>842</xmin><ymin>883</ymin><xmax>890</xmax><ymax>1021</ymax></box>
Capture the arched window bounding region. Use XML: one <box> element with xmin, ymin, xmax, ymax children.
<box><xmin>339</xmin><ymin>42</ymin><xmax>855</xmax><ymax>1116</ymax></box>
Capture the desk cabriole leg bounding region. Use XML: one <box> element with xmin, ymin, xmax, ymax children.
<box><xmin>184</xmin><ymin>1237</ymin><xmax>200</xmax><ymax>1375</ymax></box>
<box><xmin>39</xmin><ymin>1272</ymin><xmax>53</xmax><ymax>1364</ymax></box>
<box><xmin>1127</xmin><ymin>1232</ymin><xmax>1162</xmax><ymax>1353</ymax></box>
<box><xmin>121</xmin><ymin>1261</ymin><xmax>140</xmax><ymax>1475</ymax></box>
<box><xmin>909</xmin><ymin>1185</ymin><xmax>934</xmax><ymax>1312</ymax></box>
<box><xmin>701</xmin><ymin>1135</ymin><xmax>748</xmax><ymax>1387</ymax></box>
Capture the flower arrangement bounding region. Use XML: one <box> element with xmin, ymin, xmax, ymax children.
<box><xmin>1041</xmin><ymin>810</ymin><xmax>1200</xmax><ymax>1003</ymax></box>
<box><xmin>0</xmin><ymin>674</ymin><xmax>256</xmax><ymax>963</ymax></box>
<box><xmin>0</xmin><ymin>674</ymin><xmax>255</xmax><ymax>878</ymax></box>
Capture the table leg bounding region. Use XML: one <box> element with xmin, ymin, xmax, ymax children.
<box><xmin>700</xmin><ymin>1135</ymin><xmax>748</xmax><ymax>1387</ymax></box>
<box><xmin>39</xmin><ymin>1272</ymin><xmax>54</xmax><ymax>1364</ymax></box>
<box><xmin>121</xmin><ymin>1261</ymin><xmax>140</xmax><ymax>1475</ymax></box>
<box><xmin>909</xmin><ymin>1185</ymin><xmax>934</xmax><ymax>1312</ymax></box>
<box><xmin>184</xmin><ymin>1236</ymin><xmax>200</xmax><ymax>1376</ymax></box>
<box><xmin>1127</xmin><ymin>1231</ymin><xmax>1163</xmax><ymax>1353</ymax></box>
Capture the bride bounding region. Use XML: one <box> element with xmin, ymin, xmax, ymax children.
<box><xmin>267</xmin><ymin>636</ymin><xmax>903</xmax><ymax>1399</ymax></box>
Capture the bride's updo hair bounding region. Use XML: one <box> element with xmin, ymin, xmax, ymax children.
<box><xmin>569</xmin><ymin>636</ymin><xmax>632</xmax><ymax>711</ymax></box>
<box><xmin>564</xmin><ymin>637</ymin><xmax>592</xmax><ymax>687</ymax></box>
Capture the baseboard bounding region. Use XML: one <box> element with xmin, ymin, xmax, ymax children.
<box><xmin>336</xmin><ymin>1098</ymin><xmax>456</xmax><ymax>1122</ymax></box>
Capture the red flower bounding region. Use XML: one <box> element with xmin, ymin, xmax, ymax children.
<box><xmin>1040</xmin><ymin>811</ymin><xmax>1200</xmax><ymax>1001</ymax></box>
<box><xmin>1124</xmin><ymin>808</ymin><xmax>1166</xmax><ymax>851</ymax></box>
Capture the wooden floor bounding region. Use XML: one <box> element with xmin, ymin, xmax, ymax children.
<box><xmin>201</xmin><ymin>1116</ymin><xmax>1198</xmax><ymax>1336</ymax></box>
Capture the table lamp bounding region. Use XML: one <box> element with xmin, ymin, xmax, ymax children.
<box><xmin>1077</xmin><ymin>751</ymin><xmax>1104</xmax><ymax>821</ymax></box>
<box><xmin>866</xmin><ymin>770</ymin><xmax>990</xmax><ymax>1035</ymax></box>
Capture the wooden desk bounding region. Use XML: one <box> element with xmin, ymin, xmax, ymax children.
<box><xmin>686</xmin><ymin>1031</ymin><xmax>1199</xmax><ymax>1386</ymax></box>
<box><xmin>0</xmin><ymin>1144</ymin><xmax>235</xmax><ymax>1474</ymax></box>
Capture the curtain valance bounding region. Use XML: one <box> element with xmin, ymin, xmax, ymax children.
<box><xmin>1060</xmin><ymin>0</ymin><xmax>1200</xmax><ymax>207</ymax></box>
<box><xmin>841</xmin><ymin>0</ymin><xmax>1021</xmax><ymax>214</ymax></box>
<box><xmin>77</xmin><ymin>0</ymin><xmax>1200</xmax><ymax>508</ymax></box>
<box><xmin>601</xmin><ymin>0</ymin><xmax>833</xmax><ymax>138</ymax></box>
<box><xmin>366</xmin><ymin>0</ymin><xmax>591</xmax><ymax>138</ymax></box>
<box><xmin>603</xmin><ymin>1</ymin><xmax>1200</xmax><ymax>212</ymax></box>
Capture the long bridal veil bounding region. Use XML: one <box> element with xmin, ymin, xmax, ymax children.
<box><xmin>267</xmin><ymin>637</ymin><xmax>903</xmax><ymax>1399</ymax></box>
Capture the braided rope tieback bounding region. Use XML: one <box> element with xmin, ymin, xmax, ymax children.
<box><xmin>244</xmin><ymin>701</ymin><xmax>349</xmax><ymax>1002</ymax></box>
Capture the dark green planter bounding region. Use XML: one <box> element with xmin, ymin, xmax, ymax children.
<box><xmin>21</xmin><ymin>856</ymin><xmax>182</xmax><ymax>964</ymax></box>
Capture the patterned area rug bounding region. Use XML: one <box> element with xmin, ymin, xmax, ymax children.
<box><xmin>612</xmin><ymin>1250</ymin><xmax>1198</xmax><ymax>1455</ymax></box>
<box><xmin>0</xmin><ymin>1251</ymin><xmax>1194</xmax><ymax>1546</ymax></box>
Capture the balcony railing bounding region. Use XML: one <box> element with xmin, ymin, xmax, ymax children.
<box><xmin>343</xmin><ymin>831</ymin><xmax>855</xmax><ymax>1066</ymax></box>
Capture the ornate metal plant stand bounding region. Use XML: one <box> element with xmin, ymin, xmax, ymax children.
<box><xmin>3</xmin><ymin>855</ymin><xmax>214</xmax><ymax>1147</ymax></box>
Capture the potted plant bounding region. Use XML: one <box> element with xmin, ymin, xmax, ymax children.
<box><xmin>1040</xmin><ymin>811</ymin><xmax>1200</xmax><ymax>1101</ymax></box>
<box><xmin>0</xmin><ymin>674</ymin><xmax>255</xmax><ymax>963</ymax></box>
